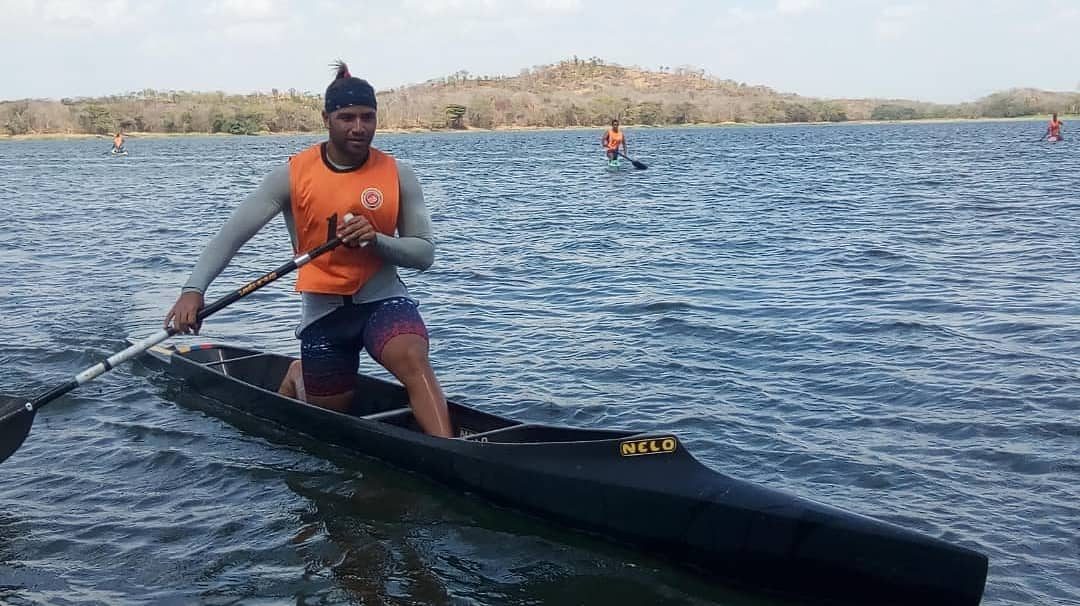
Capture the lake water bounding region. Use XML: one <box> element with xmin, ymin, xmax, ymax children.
<box><xmin>0</xmin><ymin>122</ymin><xmax>1077</xmax><ymax>605</ymax></box>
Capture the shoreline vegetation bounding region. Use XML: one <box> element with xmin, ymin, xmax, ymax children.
<box><xmin>0</xmin><ymin>116</ymin><xmax>1067</xmax><ymax>142</ymax></box>
<box><xmin>3</xmin><ymin>58</ymin><xmax>1077</xmax><ymax>139</ymax></box>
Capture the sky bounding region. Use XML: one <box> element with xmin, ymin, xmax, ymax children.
<box><xmin>1</xmin><ymin>0</ymin><xmax>1077</xmax><ymax>103</ymax></box>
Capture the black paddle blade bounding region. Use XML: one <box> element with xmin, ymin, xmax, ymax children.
<box><xmin>0</xmin><ymin>396</ymin><xmax>35</xmax><ymax>465</ymax></box>
<box><xmin>630</xmin><ymin>159</ymin><xmax>647</xmax><ymax>170</ymax></box>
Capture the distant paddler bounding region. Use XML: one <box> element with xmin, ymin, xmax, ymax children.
<box><xmin>112</xmin><ymin>131</ymin><xmax>126</xmax><ymax>153</ymax></box>
<box><xmin>1044</xmin><ymin>113</ymin><xmax>1064</xmax><ymax>142</ymax></box>
<box><xmin>602</xmin><ymin>118</ymin><xmax>627</xmax><ymax>164</ymax></box>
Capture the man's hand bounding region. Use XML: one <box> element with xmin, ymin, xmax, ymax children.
<box><xmin>164</xmin><ymin>291</ymin><xmax>205</xmax><ymax>334</ymax></box>
<box><xmin>338</xmin><ymin>213</ymin><xmax>375</xmax><ymax>248</ymax></box>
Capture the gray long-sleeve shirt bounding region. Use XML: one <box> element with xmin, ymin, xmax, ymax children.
<box><xmin>181</xmin><ymin>151</ymin><xmax>433</xmax><ymax>335</ymax></box>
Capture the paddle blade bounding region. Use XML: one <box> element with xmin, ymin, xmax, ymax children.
<box><xmin>630</xmin><ymin>159</ymin><xmax>647</xmax><ymax>170</ymax></box>
<box><xmin>0</xmin><ymin>396</ymin><xmax>35</xmax><ymax>465</ymax></box>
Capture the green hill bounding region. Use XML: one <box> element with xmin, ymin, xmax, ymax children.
<box><xmin>2</xmin><ymin>57</ymin><xmax>1077</xmax><ymax>136</ymax></box>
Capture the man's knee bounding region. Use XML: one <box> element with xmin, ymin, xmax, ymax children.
<box><xmin>279</xmin><ymin>360</ymin><xmax>307</xmax><ymax>401</ymax></box>
<box><xmin>380</xmin><ymin>335</ymin><xmax>431</xmax><ymax>379</ymax></box>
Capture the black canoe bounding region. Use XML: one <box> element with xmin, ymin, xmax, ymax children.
<box><xmin>140</xmin><ymin>342</ymin><xmax>988</xmax><ymax>606</ymax></box>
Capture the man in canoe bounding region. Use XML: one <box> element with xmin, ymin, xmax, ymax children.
<box><xmin>1045</xmin><ymin>113</ymin><xmax>1064</xmax><ymax>141</ymax></box>
<box><xmin>164</xmin><ymin>61</ymin><xmax>453</xmax><ymax>438</ymax></box>
<box><xmin>602</xmin><ymin>118</ymin><xmax>626</xmax><ymax>163</ymax></box>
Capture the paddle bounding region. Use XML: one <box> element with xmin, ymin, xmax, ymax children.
<box><xmin>0</xmin><ymin>235</ymin><xmax>345</xmax><ymax>465</ymax></box>
<box><xmin>618</xmin><ymin>152</ymin><xmax>647</xmax><ymax>170</ymax></box>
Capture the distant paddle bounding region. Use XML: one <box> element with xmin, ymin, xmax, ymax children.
<box><xmin>0</xmin><ymin>236</ymin><xmax>344</xmax><ymax>465</ymax></box>
<box><xmin>618</xmin><ymin>152</ymin><xmax>647</xmax><ymax>170</ymax></box>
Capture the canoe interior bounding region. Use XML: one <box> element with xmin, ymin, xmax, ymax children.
<box><xmin>174</xmin><ymin>344</ymin><xmax>638</xmax><ymax>444</ymax></box>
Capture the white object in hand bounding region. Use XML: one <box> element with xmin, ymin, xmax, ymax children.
<box><xmin>343</xmin><ymin>213</ymin><xmax>369</xmax><ymax>247</ymax></box>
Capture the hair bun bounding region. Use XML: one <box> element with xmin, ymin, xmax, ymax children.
<box><xmin>332</xmin><ymin>60</ymin><xmax>351</xmax><ymax>80</ymax></box>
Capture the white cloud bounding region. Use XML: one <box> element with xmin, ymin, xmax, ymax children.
<box><xmin>200</xmin><ymin>0</ymin><xmax>288</xmax><ymax>45</ymax></box>
<box><xmin>880</xmin><ymin>3</ymin><xmax>923</xmax><ymax>19</ymax></box>
<box><xmin>874</xmin><ymin>3</ymin><xmax>927</xmax><ymax>40</ymax></box>
<box><xmin>205</xmin><ymin>0</ymin><xmax>283</xmax><ymax>20</ymax></box>
<box><xmin>222</xmin><ymin>20</ymin><xmax>287</xmax><ymax>43</ymax></box>
<box><xmin>528</xmin><ymin>0</ymin><xmax>581</xmax><ymax>13</ymax></box>
<box><xmin>137</xmin><ymin>33</ymin><xmax>189</xmax><ymax>60</ymax></box>
<box><xmin>401</xmin><ymin>0</ymin><xmax>498</xmax><ymax>18</ymax></box>
<box><xmin>394</xmin><ymin>0</ymin><xmax>580</xmax><ymax>19</ymax></box>
<box><xmin>34</xmin><ymin>0</ymin><xmax>136</xmax><ymax>28</ymax></box>
<box><xmin>721</xmin><ymin>0</ymin><xmax>820</xmax><ymax>27</ymax></box>
<box><xmin>776</xmin><ymin>0</ymin><xmax>820</xmax><ymax>16</ymax></box>
<box><xmin>1051</xmin><ymin>0</ymin><xmax>1079</xmax><ymax>21</ymax></box>
<box><xmin>1</xmin><ymin>0</ymin><xmax>36</xmax><ymax>19</ymax></box>
<box><xmin>725</xmin><ymin>6</ymin><xmax>759</xmax><ymax>25</ymax></box>
<box><xmin>1010</xmin><ymin>0</ymin><xmax>1077</xmax><ymax>35</ymax></box>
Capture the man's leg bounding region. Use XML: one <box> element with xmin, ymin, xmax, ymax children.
<box><xmin>365</xmin><ymin>298</ymin><xmax>453</xmax><ymax>437</ymax></box>
<box><xmin>300</xmin><ymin>308</ymin><xmax>360</xmax><ymax>413</ymax></box>
<box><xmin>378</xmin><ymin>334</ymin><xmax>453</xmax><ymax>438</ymax></box>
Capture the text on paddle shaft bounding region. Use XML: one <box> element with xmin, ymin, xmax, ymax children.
<box><xmin>238</xmin><ymin>272</ymin><xmax>279</xmax><ymax>297</ymax></box>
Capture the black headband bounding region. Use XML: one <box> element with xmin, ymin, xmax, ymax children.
<box><xmin>325</xmin><ymin>77</ymin><xmax>377</xmax><ymax>113</ymax></box>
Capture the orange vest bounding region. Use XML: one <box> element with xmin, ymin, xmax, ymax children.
<box><xmin>605</xmin><ymin>129</ymin><xmax>624</xmax><ymax>150</ymax></box>
<box><xmin>289</xmin><ymin>143</ymin><xmax>399</xmax><ymax>295</ymax></box>
<box><xmin>1049</xmin><ymin>120</ymin><xmax>1062</xmax><ymax>138</ymax></box>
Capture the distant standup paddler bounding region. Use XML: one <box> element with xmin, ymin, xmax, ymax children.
<box><xmin>1045</xmin><ymin>113</ymin><xmax>1064</xmax><ymax>142</ymax></box>
<box><xmin>164</xmin><ymin>60</ymin><xmax>454</xmax><ymax>438</ymax></box>
<box><xmin>602</xmin><ymin>118</ymin><xmax>627</xmax><ymax>163</ymax></box>
<box><xmin>112</xmin><ymin>131</ymin><xmax>125</xmax><ymax>153</ymax></box>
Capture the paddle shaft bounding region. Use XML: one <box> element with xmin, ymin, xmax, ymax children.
<box><xmin>20</xmin><ymin>236</ymin><xmax>344</xmax><ymax>414</ymax></box>
<box><xmin>617</xmin><ymin>152</ymin><xmax>647</xmax><ymax>169</ymax></box>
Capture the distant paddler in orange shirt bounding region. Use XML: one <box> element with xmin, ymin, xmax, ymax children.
<box><xmin>600</xmin><ymin>119</ymin><xmax>647</xmax><ymax>169</ymax></box>
<box><xmin>602</xmin><ymin>119</ymin><xmax>626</xmax><ymax>164</ymax></box>
<box><xmin>1044</xmin><ymin>113</ymin><xmax>1064</xmax><ymax>142</ymax></box>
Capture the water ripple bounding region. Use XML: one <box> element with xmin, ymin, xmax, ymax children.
<box><xmin>0</xmin><ymin>123</ymin><xmax>1077</xmax><ymax>605</ymax></box>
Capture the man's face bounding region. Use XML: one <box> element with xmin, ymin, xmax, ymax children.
<box><xmin>325</xmin><ymin>105</ymin><xmax>377</xmax><ymax>157</ymax></box>
<box><xmin>611</xmin><ymin>121</ymin><xmax>619</xmax><ymax>130</ymax></box>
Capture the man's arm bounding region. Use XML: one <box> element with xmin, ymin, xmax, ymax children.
<box><xmin>372</xmin><ymin>162</ymin><xmax>435</xmax><ymax>270</ymax></box>
<box><xmin>182</xmin><ymin>164</ymin><xmax>291</xmax><ymax>293</ymax></box>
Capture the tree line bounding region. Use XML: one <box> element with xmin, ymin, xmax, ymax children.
<box><xmin>3</xmin><ymin>59</ymin><xmax>1077</xmax><ymax>136</ymax></box>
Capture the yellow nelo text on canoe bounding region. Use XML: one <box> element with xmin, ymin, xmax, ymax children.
<box><xmin>619</xmin><ymin>437</ymin><xmax>678</xmax><ymax>457</ymax></box>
